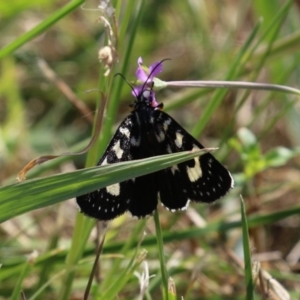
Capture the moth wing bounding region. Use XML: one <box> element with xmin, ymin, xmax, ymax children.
<box><xmin>152</xmin><ymin>111</ymin><xmax>233</xmax><ymax>210</ymax></box>
<box><xmin>77</xmin><ymin>115</ymin><xmax>136</xmax><ymax>221</ymax></box>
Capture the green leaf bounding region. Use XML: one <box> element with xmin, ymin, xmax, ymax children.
<box><xmin>264</xmin><ymin>146</ymin><xmax>300</xmax><ymax>167</ymax></box>
<box><xmin>237</xmin><ymin>127</ymin><xmax>257</xmax><ymax>149</ymax></box>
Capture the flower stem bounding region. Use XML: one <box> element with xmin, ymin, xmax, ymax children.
<box><xmin>166</xmin><ymin>80</ymin><xmax>300</xmax><ymax>96</ymax></box>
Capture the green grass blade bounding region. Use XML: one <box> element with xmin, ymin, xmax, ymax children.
<box><xmin>99</xmin><ymin>204</ymin><xmax>300</xmax><ymax>254</ymax></box>
<box><xmin>100</xmin><ymin>249</ymin><xmax>147</xmax><ymax>300</ymax></box>
<box><xmin>10</xmin><ymin>254</ymin><xmax>35</xmax><ymax>300</ymax></box>
<box><xmin>153</xmin><ymin>209</ymin><xmax>169</xmax><ymax>300</ymax></box>
<box><xmin>0</xmin><ymin>0</ymin><xmax>85</xmax><ymax>59</ymax></box>
<box><xmin>240</xmin><ymin>196</ymin><xmax>255</xmax><ymax>299</ymax></box>
<box><xmin>0</xmin><ymin>150</ymin><xmax>209</xmax><ymax>223</ymax></box>
<box><xmin>192</xmin><ymin>18</ymin><xmax>262</xmax><ymax>137</ymax></box>
<box><xmin>100</xmin><ymin>219</ymin><xmax>147</xmax><ymax>291</ymax></box>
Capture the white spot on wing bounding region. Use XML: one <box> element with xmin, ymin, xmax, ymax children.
<box><xmin>119</xmin><ymin>127</ymin><xmax>130</xmax><ymax>138</ymax></box>
<box><xmin>175</xmin><ymin>132</ymin><xmax>184</xmax><ymax>148</ymax></box>
<box><xmin>165</xmin><ymin>118</ymin><xmax>171</xmax><ymax>125</ymax></box>
<box><xmin>186</xmin><ymin>158</ymin><xmax>202</xmax><ymax>182</ymax></box>
<box><xmin>171</xmin><ymin>164</ymin><xmax>179</xmax><ymax>174</ymax></box>
<box><xmin>106</xmin><ymin>183</ymin><xmax>120</xmax><ymax>196</ymax></box>
<box><xmin>163</xmin><ymin>118</ymin><xmax>171</xmax><ymax>130</ymax></box>
<box><xmin>161</xmin><ymin>199</ymin><xmax>190</xmax><ymax>211</ymax></box>
<box><xmin>166</xmin><ymin>145</ymin><xmax>172</xmax><ymax>153</ymax></box>
<box><xmin>101</xmin><ymin>157</ymin><xmax>108</xmax><ymax>165</ymax></box>
<box><xmin>181</xmin><ymin>199</ymin><xmax>190</xmax><ymax>210</ymax></box>
<box><xmin>192</xmin><ymin>144</ymin><xmax>200</xmax><ymax>151</ymax></box>
<box><xmin>112</xmin><ymin>140</ymin><xmax>124</xmax><ymax>159</ymax></box>
<box><xmin>155</xmin><ymin>130</ymin><xmax>165</xmax><ymax>142</ymax></box>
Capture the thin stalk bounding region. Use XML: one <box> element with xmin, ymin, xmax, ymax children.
<box><xmin>153</xmin><ymin>209</ymin><xmax>169</xmax><ymax>300</ymax></box>
<box><xmin>166</xmin><ymin>80</ymin><xmax>300</xmax><ymax>96</ymax></box>
<box><xmin>240</xmin><ymin>196</ymin><xmax>255</xmax><ymax>300</ymax></box>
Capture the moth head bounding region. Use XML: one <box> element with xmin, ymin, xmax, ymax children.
<box><xmin>134</xmin><ymin>88</ymin><xmax>154</xmax><ymax>106</ymax></box>
<box><xmin>136</xmin><ymin>88</ymin><xmax>162</xmax><ymax>109</ymax></box>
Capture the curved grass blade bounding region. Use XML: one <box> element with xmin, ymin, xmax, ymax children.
<box><xmin>0</xmin><ymin>149</ymin><xmax>212</xmax><ymax>223</ymax></box>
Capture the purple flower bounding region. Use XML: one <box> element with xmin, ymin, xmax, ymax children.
<box><xmin>135</xmin><ymin>57</ymin><xmax>163</xmax><ymax>83</ymax></box>
<box><xmin>132</xmin><ymin>57</ymin><xmax>163</xmax><ymax>107</ymax></box>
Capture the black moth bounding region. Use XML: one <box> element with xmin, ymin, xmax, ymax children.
<box><xmin>77</xmin><ymin>88</ymin><xmax>234</xmax><ymax>221</ymax></box>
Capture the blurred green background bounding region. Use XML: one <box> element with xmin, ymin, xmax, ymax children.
<box><xmin>1</xmin><ymin>0</ymin><xmax>300</xmax><ymax>299</ymax></box>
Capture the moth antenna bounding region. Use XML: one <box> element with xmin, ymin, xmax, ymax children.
<box><xmin>114</xmin><ymin>73</ymin><xmax>137</xmax><ymax>97</ymax></box>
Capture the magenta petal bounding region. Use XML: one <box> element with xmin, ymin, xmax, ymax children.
<box><xmin>136</xmin><ymin>67</ymin><xmax>148</xmax><ymax>82</ymax></box>
<box><xmin>133</xmin><ymin>58</ymin><xmax>164</xmax><ymax>100</ymax></box>
<box><xmin>148</xmin><ymin>61</ymin><xmax>163</xmax><ymax>77</ymax></box>
<box><xmin>137</xmin><ymin>57</ymin><xmax>143</xmax><ymax>66</ymax></box>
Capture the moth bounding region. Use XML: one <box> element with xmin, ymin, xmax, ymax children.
<box><xmin>77</xmin><ymin>59</ymin><xmax>234</xmax><ymax>221</ymax></box>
